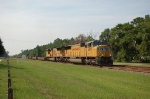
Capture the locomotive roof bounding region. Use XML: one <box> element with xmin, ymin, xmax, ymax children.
<box><xmin>70</xmin><ymin>44</ymin><xmax>80</xmax><ymax>46</ymax></box>
<box><xmin>46</xmin><ymin>48</ymin><xmax>52</xmax><ymax>51</ymax></box>
<box><xmin>56</xmin><ymin>46</ymin><xmax>65</xmax><ymax>50</ymax></box>
<box><xmin>46</xmin><ymin>40</ymin><xmax>107</xmax><ymax>51</ymax></box>
<box><xmin>57</xmin><ymin>45</ymin><xmax>72</xmax><ymax>50</ymax></box>
<box><xmin>86</xmin><ymin>40</ymin><xmax>107</xmax><ymax>45</ymax></box>
<box><xmin>85</xmin><ymin>40</ymin><xmax>100</xmax><ymax>43</ymax></box>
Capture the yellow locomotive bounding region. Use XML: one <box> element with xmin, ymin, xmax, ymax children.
<box><xmin>46</xmin><ymin>40</ymin><xmax>113</xmax><ymax>66</ymax></box>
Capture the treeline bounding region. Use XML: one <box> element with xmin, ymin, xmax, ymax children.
<box><xmin>100</xmin><ymin>15</ymin><xmax>150</xmax><ymax>62</ymax></box>
<box><xmin>16</xmin><ymin>34</ymin><xmax>95</xmax><ymax>57</ymax></box>
<box><xmin>18</xmin><ymin>15</ymin><xmax>150</xmax><ymax>62</ymax></box>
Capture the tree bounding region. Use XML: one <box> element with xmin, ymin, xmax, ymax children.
<box><xmin>99</xmin><ymin>15</ymin><xmax>150</xmax><ymax>62</ymax></box>
<box><xmin>86</xmin><ymin>30</ymin><xmax>97</xmax><ymax>42</ymax></box>
<box><xmin>0</xmin><ymin>38</ymin><xmax>5</xmax><ymax>56</ymax></box>
<box><xmin>99</xmin><ymin>28</ymin><xmax>111</xmax><ymax>43</ymax></box>
<box><xmin>36</xmin><ymin>45</ymin><xmax>42</xmax><ymax>57</ymax></box>
<box><xmin>69</xmin><ymin>37</ymin><xmax>75</xmax><ymax>45</ymax></box>
<box><xmin>53</xmin><ymin>38</ymin><xmax>63</xmax><ymax>47</ymax></box>
<box><xmin>75</xmin><ymin>34</ymin><xmax>86</xmax><ymax>43</ymax></box>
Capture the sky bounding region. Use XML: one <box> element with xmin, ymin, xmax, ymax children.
<box><xmin>0</xmin><ymin>0</ymin><xmax>150</xmax><ymax>55</ymax></box>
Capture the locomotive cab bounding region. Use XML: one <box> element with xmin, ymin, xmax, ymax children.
<box><xmin>96</xmin><ymin>45</ymin><xmax>113</xmax><ymax>66</ymax></box>
<box><xmin>85</xmin><ymin>40</ymin><xmax>113</xmax><ymax>66</ymax></box>
<box><xmin>97</xmin><ymin>45</ymin><xmax>111</xmax><ymax>57</ymax></box>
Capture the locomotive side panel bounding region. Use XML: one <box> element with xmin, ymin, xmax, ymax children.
<box><xmin>65</xmin><ymin>49</ymin><xmax>71</xmax><ymax>57</ymax></box>
<box><xmin>80</xmin><ymin>47</ymin><xmax>86</xmax><ymax>57</ymax></box>
<box><xmin>71</xmin><ymin>44</ymin><xmax>80</xmax><ymax>57</ymax></box>
<box><xmin>46</xmin><ymin>51</ymin><xmax>50</xmax><ymax>57</ymax></box>
<box><xmin>90</xmin><ymin>46</ymin><xmax>97</xmax><ymax>57</ymax></box>
<box><xmin>52</xmin><ymin>48</ymin><xmax>57</xmax><ymax>57</ymax></box>
<box><xmin>46</xmin><ymin>49</ymin><xmax>52</xmax><ymax>58</ymax></box>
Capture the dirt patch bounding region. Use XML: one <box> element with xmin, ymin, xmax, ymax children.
<box><xmin>102</xmin><ymin>65</ymin><xmax>150</xmax><ymax>74</ymax></box>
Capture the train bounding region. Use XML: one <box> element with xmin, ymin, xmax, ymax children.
<box><xmin>45</xmin><ymin>40</ymin><xmax>113</xmax><ymax>66</ymax></box>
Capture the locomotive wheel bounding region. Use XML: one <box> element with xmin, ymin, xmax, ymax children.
<box><xmin>65</xmin><ymin>58</ymin><xmax>68</xmax><ymax>62</ymax></box>
<box><xmin>99</xmin><ymin>59</ymin><xmax>104</xmax><ymax>67</ymax></box>
<box><xmin>105</xmin><ymin>60</ymin><xmax>109</xmax><ymax>66</ymax></box>
<box><xmin>89</xmin><ymin>59</ymin><xmax>92</xmax><ymax>65</ymax></box>
<box><xmin>107</xmin><ymin>60</ymin><xmax>113</xmax><ymax>66</ymax></box>
<box><xmin>81</xmin><ymin>58</ymin><xmax>86</xmax><ymax>65</ymax></box>
<box><xmin>110</xmin><ymin>60</ymin><xmax>113</xmax><ymax>66</ymax></box>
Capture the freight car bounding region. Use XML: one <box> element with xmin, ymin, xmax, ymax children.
<box><xmin>45</xmin><ymin>40</ymin><xmax>113</xmax><ymax>66</ymax></box>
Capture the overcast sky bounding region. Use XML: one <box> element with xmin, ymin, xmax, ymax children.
<box><xmin>0</xmin><ymin>0</ymin><xmax>149</xmax><ymax>55</ymax></box>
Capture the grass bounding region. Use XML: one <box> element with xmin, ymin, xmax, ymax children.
<box><xmin>0</xmin><ymin>59</ymin><xmax>150</xmax><ymax>99</ymax></box>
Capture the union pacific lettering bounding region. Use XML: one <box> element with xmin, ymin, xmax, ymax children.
<box><xmin>72</xmin><ymin>47</ymin><xmax>80</xmax><ymax>51</ymax></box>
<box><xmin>88</xmin><ymin>47</ymin><xmax>92</xmax><ymax>51</ymax></box>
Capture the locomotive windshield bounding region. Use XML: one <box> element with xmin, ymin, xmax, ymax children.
<box><xmin>98</xmin><ymin>48</ymin><xmax>110</xmax><ymax>51</ymax></box>
<box><xmin>93</xmin><ymin>40</ymin><xmax>107</xmax><ymax>46</ymax></box>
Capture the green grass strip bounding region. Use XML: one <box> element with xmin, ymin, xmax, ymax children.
<box><xmin>0</xmin><ymin>59</ymin><xmax>150</xmax><ymax>99</ymax></box>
